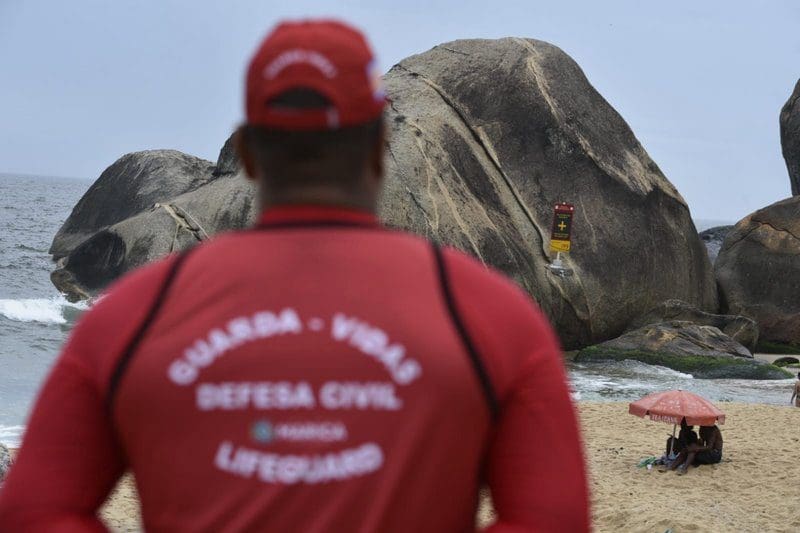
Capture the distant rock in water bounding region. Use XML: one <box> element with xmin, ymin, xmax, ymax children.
<box><xmin>627</xmin><ymin>298</ymin><xmax>757</xmax><ymax>352</ymax></box>
<box><xmin>780</xmin><ymin>78</ymin><xmax>800</xmax><ymax>195</ymax></box>
<box><xmin>716</xmin><ymin>196</ymin><xmax>800</xmax><ymax>345</ymax></box>
<box><xmin>49</xmin><ymin>150</ymin><xmax>216</xmax><ymax>260</ymax></box>
<box><xmin>380</xmin><ymin>38</ymin><xmax>716</xmax><ymax>349</ymax></box>
<box><xmin>698</xmin><ymin>225</ymin><xmax>732</xmax><ymax>264</ymax></box>
<box><xmin>49</xmin><ymin>38</ymin><xmax>717</xmax><ymax>350</ymax></box>
<box><xmin>575</xmin><ymin>321</ymin><xmax>789</xmax><ymax>380</ymax></box>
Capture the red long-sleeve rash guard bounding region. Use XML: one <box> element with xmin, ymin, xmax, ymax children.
<box><xmin>0</xmin><ymin>206</ymin><xmax>589</xmax><ymax>532</ymax></box>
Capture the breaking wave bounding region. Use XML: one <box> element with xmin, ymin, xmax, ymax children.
<box><xmin>0</xmin><ymin>296</ymin><xmax>88</xmax><ymax>325</ymax></box>
<box><xmin>0</xmin><ymin>425</ymin><xmax>24</xmax><ymax>447</ymax></box>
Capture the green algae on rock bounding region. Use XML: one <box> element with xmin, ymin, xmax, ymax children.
<box><xmin>575</xmin><ymin>346</ymin><xmax>791</xmax><ymax>380</ymax></box>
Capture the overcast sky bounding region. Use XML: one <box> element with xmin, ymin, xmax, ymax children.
<box><xmin>1</xmin><ymin>0</ymin><xmax>798</xmax><ymax>221</ymax></box>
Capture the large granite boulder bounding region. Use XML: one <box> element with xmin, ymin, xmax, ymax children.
<box><xmin>780</xmin><ymin>79</ymin><xmax>800</xmax><ymax>196</ymax></box>
<box><xmin>50</xmin><ymin>38</ymin><xmax>718</xmax><ymax>350</ymax></box>
<box><xmin>575</xmin><ymin>321</ymin><xmax>790</xmax><ymax>379</ymax></box>
<box><xmin>50</xmin><ymin>150</ymin><xmax>216</xmax><ymax>259</ymax></box>
<box><xmin>51</xmin><ymin>175</ymin><xmax>257</xmax><ymax>301</ymax></box>
<box><xmin>716</xmin><ymin>196</ymin><xmax>800</xmax><ymax>345</ymax></box>
<box><xmin>699</xmin><ymin>225</ymin><xmax>732</xmax><ymax>265</ymax></box>
<box><xmin>379</xmin><ymin>38</ymin><xmax>716</xmax><ymax>349</ymax></box>
<box><xmin>627</xmin><ymin>299</ymin><xmax>758</xmax><ymax>351</ymax></box>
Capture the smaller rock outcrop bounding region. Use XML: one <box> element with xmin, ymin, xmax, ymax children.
<box><xmin>50</xmin><ymin>150</ymin><xmax>216</xmax><ymax>260</ymax></box>
<box><xmin>0</xmin><ymin>443</ymin><xmax>11</xmax><ymax>482</ymax></box>
<box><xmin>51</xmin><ymin>175</ymin><xmax>258</xmax><ymax>301</ymax></box>
<box><xmin>213</xmin><ymin>133</ymin><xmax>241</xmax><ymax>177</ymax></box>
<box><xmin>575</xmin><ymin>321</ymin><xmax>790</xmax><ymax>379</ymax></box>
<box><xmin>780</xmin><ymin>78</ymin><xmax>800</xmax><ymax>196</ymax></box>
<box><xmin>595</xmin><ymin>321</ymin><xmax>752</xmax><ymax>359</ymax></box>
<box><xmin>698</xmin><ymin>226</ymin><xmax>732</xmax><ymax>265</ymax></box>
<box><xmin>716</xmin><ymin>196</ymin><xmax>800</xmax><ymax>345</ymax></box>
<box><xmin>627</xmin><ymin>299</ymin><xmax>758</xmax><ymax>351</ymax></box>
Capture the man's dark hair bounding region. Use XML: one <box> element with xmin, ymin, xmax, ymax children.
<box><xmin>241</xmin><ymin>89</ymin><xmax>382</xmax><ymax>193</ymax></box>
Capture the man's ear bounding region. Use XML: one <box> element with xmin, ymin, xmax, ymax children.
<box><xmin>234</xmin><ymin>125</ymin><xmax>258</xmax><ymax>181</ymax></box>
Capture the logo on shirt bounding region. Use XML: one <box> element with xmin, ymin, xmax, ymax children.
<box><xmin>251</xmin><ymin>420</ymin><xmax>274</xmax><ymax>444</ymax></box>
<box><xmin>169</xmin><ymin>308</ymin><xmax>421</xmax><ymax>485</ymax></box>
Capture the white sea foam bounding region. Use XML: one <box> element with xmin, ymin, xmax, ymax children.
<box><xmin>0</xmin><ymin>425</ymin><xmax>24</xmax><ymax>447</ymax></box>
<box><xmin>0</xmin><ymin>296</ymin><xmax>88</xmax><ymax>324</ymax></box>
<box><xmin>619</xmin><ymin>360</ymin><xmax>694</xmax><ymax>380</ymax></box>
<box><xmin>568</xmin><ymin>357</ymin><xmax>794</xmax><ymax>405</ymax></box>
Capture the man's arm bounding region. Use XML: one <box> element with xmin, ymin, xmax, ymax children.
<box><xmin>0</xmin><ymin>254</ymin><xmax>182</xmax><ymax>531</ymax></box>
<box><xmin>440</xmin><ymin>248</ymin><xmax>590</xmax><ymax>532</ymax></box>
<box><xmin>706</xmin><ymin>430</ymin><xmax>720</xmax><ymax>451</ymax></box>
<box><xmin>691</xmin><ymin>433</ymin><xmax>717</xmax><ymax>452</ymax></box>
<box><xmin>483</xmin><ymin>317</ymin><xmax>590</xmax><ymax>533</ymax></box>
<box><xmin>0</xmin><ymin>334</ymin><xmax>125</xmax><ymax>531</ymax></box>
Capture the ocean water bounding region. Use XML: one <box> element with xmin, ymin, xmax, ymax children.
<box><xmin>569</xmin><ymin>359</ymin><xmax>793</xmax><ymax>404</ymax></box>
<box><xmin>0</xmin><ymin>174</ymin><xmax>91</xmax><ymax>446</ymax></box>
<box><xmin>0</xmin><ymin>175</ymin><xmax>791</xmax><ymax>447</ymax></box>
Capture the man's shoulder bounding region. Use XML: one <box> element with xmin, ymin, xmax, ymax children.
<box><xmin>438</xmin><ymin>245</ymin><xmax>556</xmax><ymax>350</ymax></box>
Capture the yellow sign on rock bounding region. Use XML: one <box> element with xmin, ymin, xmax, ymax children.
<box><xmin>549</xmin><ymin>203</ymin><xmax>575</xmax><ymax>253</ymax></box>
<box><xmin>550</xmin><ymin>237</ymin><xmax>571</xmax><ymax>253</ymax></box>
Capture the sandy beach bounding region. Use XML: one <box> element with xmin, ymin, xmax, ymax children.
<box><xmin>99</xmin><ymin>476</ymin><xmax>141</xmax><ymax>532</ymax></box>
<box><xmin>477</xmin><ymin>401</ymin><xmax>800</xmax><ymax>531</ymax></box>
<box><xmin>577</xmin><ymin>402</ymin><xmax>800</xmax><ymax>532</ymax></box>
<box><xmin>20</xmin><ymin>402</ymin><xmax>800</xmax><ymax>532</ymax></box>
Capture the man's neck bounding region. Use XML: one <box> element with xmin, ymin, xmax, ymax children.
<box><xmin>256</xmin><ymin>203</ymin><xmax>380</xmax><ymax>228</ymax></box>
<box><xmin>260</xmin><ymin>187</ymin><xmax>377</xmax><ymax>214</ymax></box>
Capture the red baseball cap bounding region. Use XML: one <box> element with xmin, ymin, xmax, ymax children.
<box><xmin>246</xmin><ymin>19</ymin><xmax>386</xmax><ymax>130</ymax></box>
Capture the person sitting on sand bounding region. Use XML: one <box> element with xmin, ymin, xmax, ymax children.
<box><xmin>658</xmin><ymin>418</ymin><xmax>697</xmax><ymax>470</ymax></box>
<box><xmin>665</xmin><ymin>418</ymin><xmax>697</xmax><ymax>457</ymax></box>
<box><xmin>670</xmin><ymin>424</ymin><xmax>723</xmax><ymax>474</ymax></box>
<box><xmin>790</xmin><ymin>372</ymin><xmax>800</xmax><ymax>407</ymax></box>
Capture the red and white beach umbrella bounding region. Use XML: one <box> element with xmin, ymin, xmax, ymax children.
<box><xmin>629</xmin><ymin>389</ymin><xmax>725</xmax><ymax>426</ymax></box>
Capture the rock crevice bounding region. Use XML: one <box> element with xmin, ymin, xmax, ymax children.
<box><xmin>393</xmin><ymin>62</ymin><xmax>549</xmax><ymax>263</ymax></box>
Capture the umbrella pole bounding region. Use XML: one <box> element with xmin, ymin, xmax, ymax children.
<box><xmin>670</xmin><ymin>424</ymin><xmax>677</xmax><ymax>455</ymax></box>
